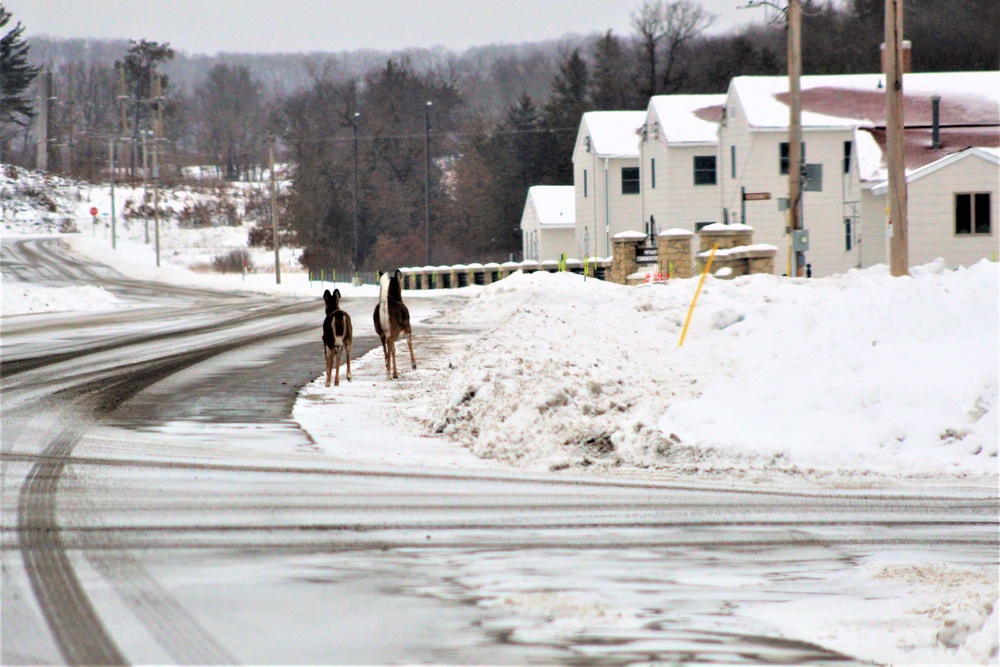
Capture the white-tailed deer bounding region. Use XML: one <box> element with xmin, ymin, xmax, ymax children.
<box><xmin>322</xmin><ymin>288</ymin><xmax>352</xmax><ymax>387</ymax></box>
<box><xmin>373</xmin><ymin>269</ymin><xmax>416</xmax><ymax>380</ymax></box>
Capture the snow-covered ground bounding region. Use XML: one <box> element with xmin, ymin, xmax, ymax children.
<box><xmin>3</xmin><ymin>167</ymin><xmax>997</xmax><ymax>664</ymax></box>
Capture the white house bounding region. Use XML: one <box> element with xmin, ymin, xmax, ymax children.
<box><xmin>520</xmin><ymin>185</ymin><xmax>576</xmax><ymax>262</ymax></box>
<box><xmin>572</xmin><ymin>111</ymin><xmax>646</xmax><ymax>260</ymax></box>
<box><xmin>719</xmin><ymin>71</ymin><xmax>999</xmax><ymax>276</ymax></box>
<box><xmin>641</xmin><ymin>94</ymin><xmax>727</xmax><ymax>235</ymax></box>
<box><xmin>871</xmin><ymin>147</ymin><xmax>999</xmax><ymax>268</ymax></box>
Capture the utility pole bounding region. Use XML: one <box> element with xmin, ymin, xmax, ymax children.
<box><xmin>742</xmin><ymin>0</ymin><xmax>804</xmax><ymax>276</ymax></box>
<box><xmin>109</xmin><ymin>141</ymin><xmax>117</xmax><ymax>249</ymax></box>
<box><xmin>787</xmin><ymin>0</ymin><xmax>804</xmax><ymax>277</ymax></box>
<box><xmin>269</xmin><ymin>133</ymin><xmax>281</xmax><ymax>284</ymax></box>
<box><xmin>152</xmin><ymin>72</ymin><xmax>162</xmax><ymax>268</ymax></box>
<box><xmin>36</xmin><ymin>69</ymin><xmax>50</xmax><ymax>172</ymax></box>
<box><xmin>142</xmin><ymin>130</ymin><xmax>150</xmax><ymax>243</ymax></box>
<box><xmin>885</xmin><ymin>0</ymin><xmax>908</xmax><ymax>276</ymax></box>
<box><xmin>424</xmin><ymin>101</ymin><xmax>432</xmax><ymax>266</ymax></box>
<box><xmin>352</xmin><ymin>112</ymin><xmax>360</xmax><ymax>278</ymax></box>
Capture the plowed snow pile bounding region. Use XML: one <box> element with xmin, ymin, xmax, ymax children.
<box><xmin>422</xmin><ymin>260</ymin><xmax>997</xmax><ymax>482</ymax></box>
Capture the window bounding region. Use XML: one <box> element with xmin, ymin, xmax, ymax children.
<box><xmin>695</xmin><ymin>221</ymin><xmax>714</xmax><ymax>232</ymax></box>
<box><xmin>955</xmin><ymin>193</ymin><xmax>992</xmax><ymax>234</ymax></box>
<box><xmin>694</xmin><ymin>156</ymin><xmax>717</xmax><ymax>185</ymax></box>
<box><xmin>844</xmin><ymin>218</ymin><xmax>853</xmax><ymax>251</ymax></box>
<box><xmin>780</xmin><ymin>142</ymin><xmax>806</xmax><ymax>175</ymax></box>
<box><xmin>583</xmin><ymin>169</ymin><xmax>588</xmax><ymax>198</ymax></box>
<box><xmin>621</xmin><ymin>167</ymin><xmax>640</xmax><ymax>194</ymax></box>
<box><xmin>843</xmin><ymin>141</ymin><xmax>853</xmax><ymax>174</ymax></box>
<box><xmin>730</xmin><ymin>146</ymin><xmax>736</xmax><ymax>178</ymax></box>
<box><xmin>651</xmin><ymin>158</ymin><xmax>656</xmax><ymax>189</ymax></box>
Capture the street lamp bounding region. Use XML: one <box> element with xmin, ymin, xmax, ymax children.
<box><xmin>424</xmin><ymin>100</ymin><xmax>432</xmax><ymax>266</ymax></box>
<box><xmin>352</xmin><ymin>111</ymin><xmax>360</xmax><ymax>278</ymax></box>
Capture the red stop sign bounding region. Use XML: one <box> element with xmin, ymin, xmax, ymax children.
<box><xmin>90</xmin><ymin>207</ymin><xmax>98</xmax><ymax>216</ymax></box>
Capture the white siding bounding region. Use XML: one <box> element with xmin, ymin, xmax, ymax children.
<box><xmin>907</xmin><ymin>155</ymin><xmax>999</xmax><ymax>268</ymax></box>
<box><xmin>719</xmin><ymin>87</ymin><xmax>869</xmax><ymax>276</ymax></box>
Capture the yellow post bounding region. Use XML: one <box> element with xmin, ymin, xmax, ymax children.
<box><xmin>678</xmin><ymin>243</ymin><xmax>718</xmax><ymax>348</ymax></box>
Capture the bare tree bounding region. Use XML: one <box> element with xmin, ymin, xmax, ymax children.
<box><xmin>632</xmin><ymin>0</ymin><xmax>716</xmax><ymax>98</ymax></box>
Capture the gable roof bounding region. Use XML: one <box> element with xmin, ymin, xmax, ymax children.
<box><xmin>870</xmin><ymin>147</ymin><xmax>1000</xmax><ymax>194</ymax></box>
<box><xmin>580</xmin><ymin>111</ymin><xmax>646</xmax><ymax>158</ymax></box>
<box><xmin>527</xmin><ymin>185</ymin><xmax>575</xmax><ymax>226</ymax></box>
<box><xmin>648</xmin><ymin>94</ymin><xmax>727</xmax><ymax>144</ymax></box>
<box><xmin>731</xmin><ymin>71</ymin><xmax>1000</xmax><ymax>130</ymax></box>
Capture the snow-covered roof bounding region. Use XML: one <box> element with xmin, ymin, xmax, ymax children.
<box><xmin>581</xmin><ymin>111</ymin><xmax>646</xmax><ymax>158</ymax></box>
<box><xmin>527</xmin><ymin>185</ymin><xmax>575</xmax><ymax>226</ymax></box>
<box><xmin>731</xmin><ymin>71</ymin><xmax>1000</xmax><ymax>130</ymax></box>
<box><xmin>648</xmin><ymin>94</ymin><xmax>726</xmax><ymax>144</ymax></box>
<box><xmin>870</xmin><ymin>147</ymin><xmax>1000</xmax><ymax>195</ymax></box>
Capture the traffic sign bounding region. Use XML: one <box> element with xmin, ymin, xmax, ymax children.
<box><xmin>89</xmin><ymin>207</ymin><xmax>98</xmax><ymax>216</ymax></box>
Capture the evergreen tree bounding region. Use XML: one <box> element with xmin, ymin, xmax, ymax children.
<box><xmin>0</xmin><ymin>4</ymin><xmax>40</xmax><ymax>154</ymax></box>
<box><xmin>541</xmin><ymin>49</ymin><xmax>590</xmax><ymax>184</ymax></box>
<box><xmin>591</xmin><ymin>30</ymin><xmax>637</xmax><ymax>110</ymax></box>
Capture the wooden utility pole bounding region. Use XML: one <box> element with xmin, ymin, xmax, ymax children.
<box><xmin>269</xmin><ymin>133</ymin><xmax>281</xmax><ymax>284</ymax></box>
<box><xmin>36</xmin><ymin>69</ymin><xmax>50</xmax><ymax>171</ymax></box>
<box><xmin>885</xmin><ymin>0</ymin><xmax>908</xmax><ymax>276</ymax></box>
<box><xmin>152</xmin><ymin>72</ymin><xmax>162</xmax><ymax>268</ymax></box>
<box><xmin>787</xmin><ymin>0</ymin><xmax>804</xmax><ymax>277</ymax></box>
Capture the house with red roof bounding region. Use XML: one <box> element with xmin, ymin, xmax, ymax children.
<box><xmin>718</xmin><ymin>71</ymin><xmax>999</xmax><ymax>276</ymax></box>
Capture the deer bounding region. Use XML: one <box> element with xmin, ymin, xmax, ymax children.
<box><xmin>373</xmin><ymin>269</ymin><xmax>416</xmax><ymax>380</ymax></box>
<box><xmin>322</xmin><ymin>288</ymin><xmax>352</xmax><ymax>387</ymax></box>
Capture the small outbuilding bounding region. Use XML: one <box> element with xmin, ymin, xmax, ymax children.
<box><xmin>520</xmin><ymin>185</ymin><xmax>576</xmax><ymax>262</ymax></box>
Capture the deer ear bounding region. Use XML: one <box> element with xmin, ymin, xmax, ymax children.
<box><xmin>377</xmin><ymin>271</ymin><xmax>382</xmax><ymax>281</ymax></box>
<box><xmin>333</xmin><ymin>288</ymin><xmax>341</xmax><ymax>300</ymax></box>
<box><xmin>394</xmin><ymin>269</ymin><xmax>402</xmax><ymax>280</ymax></box>
<box><xmin>323</xmin><ymin>289</ymin><xmax>331</xmax><ymax>299</ymax></box>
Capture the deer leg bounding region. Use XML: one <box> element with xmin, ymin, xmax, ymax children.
<box><xmin>324</xmin><ymin>346</ymin><xmax>333</xmax><ymax>387</ymax></box>
<box><xmin>345</xmin><ymin>340</ymin><xmax>352</xmax><ymax>382</ymax></box>
<box><xmin>334</xmin><ymin>345</ymin><xmax>341</xmax><ymax>386</ymax></box>
<box><xmin>406</xmin><ymin>332</ymin><xmax>416</xmax><ymax>370</ymax></box>
<box><xmin>390</xmin><ymin>340</ymin><xmax>399</xmax><ymax>379</ymax></box>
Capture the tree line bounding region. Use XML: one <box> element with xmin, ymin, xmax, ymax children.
<box><xmin>2</xmin><ymin>0</ymin><xmax>996</xmax><ymax>270</ymax></box>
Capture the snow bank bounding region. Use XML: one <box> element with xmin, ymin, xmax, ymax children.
<box><xmin>424</xmin><ymin>262</ymin><xmax>998</xmax><ymax>481</ymax></box>
<box><xmin>2</xmin><ymin>282</ymin><xmax>123</xmax><ymax>316</ymax></box>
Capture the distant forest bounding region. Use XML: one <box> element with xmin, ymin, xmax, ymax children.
<box><xmin>5</xmin><ymin>0</ymin><xmax>998</xmax><ymax>269</ymax></box>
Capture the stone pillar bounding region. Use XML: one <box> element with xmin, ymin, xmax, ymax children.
<box><xmin>657</xmin><ymin>229</ymin><xmax>694</xmax><ymax>279</ymax></box>
<box><xmin>483</xmin><ymin>262</ymin><xmax>500</xmax><ymax>285</ymax></box>
<box><xmin>608</xmin><ymin>231</ymin><xmax>646</xmax><ymax>284</ymax></box>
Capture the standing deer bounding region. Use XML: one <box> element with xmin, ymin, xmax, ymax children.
<box><xmin>322</xmin><ymin>288</ymin><xmax>352</xmax><ymax>387</ymax></box>
<box><xmin>373</xmin><ymin>269</ymin><xmax>416</xmax><ymax>380</ymax></box>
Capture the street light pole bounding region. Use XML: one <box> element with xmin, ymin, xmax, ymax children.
<box><xmin>353</xmin><ymin>111</ymin><xmax>360</xmax><ymax>278</ymax></box>
<box><xmin>269</xmin><ymin>132</ymin><xmax>281</xmax><ymax>285</ymax></box>
<box><xmin>424</xmin><ymin>100</ymin><xmax>432</xmax><ymax>266</ymax></box>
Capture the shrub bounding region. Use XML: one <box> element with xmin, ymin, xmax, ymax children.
<box><xmin>248</xmin><ymin>224</ymin><xmax>273</xmax><ymax>249</ymax></box>
<box><xmin>60</xmin><ymin>217</ymin><xmax>79</xmax><ymax>233</ymax></box>
<box><xmin>212</xmin><ymin>248</ymin><xmax>253</xmax><ymax>273</ymax></box>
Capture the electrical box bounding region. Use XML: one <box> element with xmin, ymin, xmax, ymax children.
<box><xmin>803</xmin><ymin>163</ymin><xmax>823</xmax><ymax>192</ymax></box>
<box><xmin>777</xmin><ymin>197</ymin><xmax>789</xmax><ymax>211</ymax></box>
<box><xmin>792</xmin><ymin>229</ymin><xmax>810</xmax><ymax>252</ymax></box>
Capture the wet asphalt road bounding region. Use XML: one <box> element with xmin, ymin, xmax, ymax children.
<box><xmin>1</xmin><ymin>237</ymin><xmax>996</xmax><ymax>665</ymax></box>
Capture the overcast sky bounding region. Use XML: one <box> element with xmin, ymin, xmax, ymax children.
<box><xmin>8</xmin><ymin>0</ymin><xmax>766</xmax><ymax>55</ymax></box>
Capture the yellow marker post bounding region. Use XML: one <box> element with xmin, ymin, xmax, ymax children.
<box><xmin>678</xmin><ymin>243</ymin><xmax>718</xmax><ymax>348</ymax></box>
